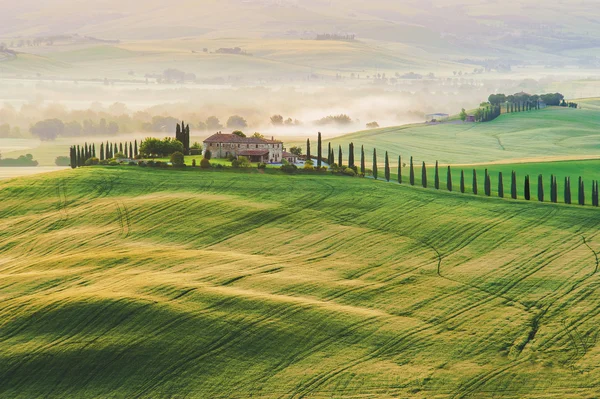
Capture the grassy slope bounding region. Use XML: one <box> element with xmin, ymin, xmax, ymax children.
<box><xmin>317</xmin><ymin>107</ymin><xmax>600</xmax><ymax>165</ymax></box>
<box><xmin>1</xmin><ymin>167</ymin><xmax>600</xmax><ymax>398</ymax></box>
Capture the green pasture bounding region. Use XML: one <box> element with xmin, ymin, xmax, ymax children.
<box><xmin>1</xmin><ymin>166</ymin><xmax>600</xmax><ymax>397</ymax></box>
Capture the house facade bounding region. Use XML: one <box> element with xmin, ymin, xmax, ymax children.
<box><xmin>203</xmin><ymin>132</ymin><xmax>284</xmax><ymax>163</ymax></box>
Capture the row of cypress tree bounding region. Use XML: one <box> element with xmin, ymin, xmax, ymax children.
<box><xmin>69</xmin><ymin>140</ymin><xmax>140</xmax><ymax>169</ymax></box>
<box><xmin>175</xmin><ymin>121</ymin><xmax>191</xmax><ymax>155</ymax></box>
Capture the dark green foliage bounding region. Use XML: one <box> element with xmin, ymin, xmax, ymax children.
<box><xmin>134</xmin><ymin>140</ymin><xmax>138</xmax><ymax>158</ymax></box>
<box><xmin>524</xmin><ymin>175</ymin><xmax>531</xmax><ymax>200</ymax></box>
<box><xmin>472</xmin><ymin>169</ymin><xmax>478</xmax><ymax>195</ymax></box>
<box><xmin>306</xmin><ymin>139</ymin><xmax>311</xmax><ymax>161</ymax></box>
<box><xmin>328</xmin><ymin>143</ymin><xmax>333</xmax><ymax>165</ymax></box>
<box><xmin>70</xmin><ymin>146</ymin><xmax>76</xmax><ymax>169</ymax></box>
<box><xmin>124</xmin><ymin>142</ymin><xmax>128</xmax><ymax>158</ymax></box>
<box><xmin>317</xmin><ymin>132</ymin><xmax>322</xmax><ymax>168</ymax></box>
<box><xmin>348</xmin><ymin>142</ymin><xmax>355</xmax><ymax>168</ymax></box>
<box><xmin>409</xmin><ymin>157</ymin><xmax>415</xmax><ymax>186</ymax></box>
<box><xmin>538</xmin><ymin>175</ymin><xmax>544</xmax><ymax>202</ymax></box>
<box><xmin>460</xmin><ymin>170</ymin><xmax>465</xmax><ymax>193</ymax></box>
<box><xmin>498</xmin><ymin>172</ymin><xmax>504</xmax><ymax>198</ymax></box>
<box><xmin>92</xmin><ymin>144</ymin><xmax>96</xmax><ymax>158</ymax></box>
<box><xmin>100</xmin><ymin>143</ymin><xmax>104</xmax><ymax>161</ymax></box>
<box><xmin>119</xmin><ymin>143</ymin><xmax>123</xmax><ymax>154</ymax></box>
<box><xmin>421</xmin><ymin>162</ymin><xmax>427</xmax><ymax>188</ymax></box>
<box><xmin>372</xmin><ymin>149</ymin><xmax>378</xmax><ymax>180</ymax></box>
<box><xmin>565</xmin><ymin>177</ymin><xmax>571</xmax><ymax>204</ymax></box>
<box><xmin>130</xmin><ymin>142</ymin><xmax>133</xmax><ymax>159</ymax></box>
<box><xmin>360</xmin><ymin>145</ymin><xmax>365</xmax><ymax>175</ymax></box>
<box><xmin>511</xmin><ymin>171</ymin><xmax>517</xmax><ymax>199</ymax></box>
<box><xmin>447</xmin><ymin>166</ymin><xmax>452</xmax><ymax>191</ymax></box>
<box><xmin>484</xmin><ymin>169</ymin><xmax>491</xmax><ymax>196</ymax></box>
<box><xmin>139</xmin><ymin>137</ymin><xmax>184</xmax><ymax>158</ymax></box>
<box><xmin>385</xmin><ymin>152</ymin><xmax>390</xmax><ymax>182</ymax></box>
<box><xmin>579</xmin><ymin>177</ymin><xmax>585</xmax><ymax>206</ymax></box>
<box><xmin>397</xmin><ymin>156</ymin><xmax>402</xmax><ymax>184</ymax></box>
<box><xmin>550</xmin><ymin>175</ymin><xmax>556</xmax><ymax>203</ymax></box>
<box><xmin>434</xmin><ymin>161</ymin><xmax>439</xmax><ymax>189</ymax></box>
<box><xmin>593</xmin><ymin>181</ymin><xmax>599</xmax><ymax>207</ymax></box>
<box><xmin>338</xmin><ymin>145</ymin><xmax>343</xmax><ymax>167</ymax></box>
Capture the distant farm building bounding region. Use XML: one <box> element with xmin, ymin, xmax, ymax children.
<box><xmin>203</xmin><ymin>132</ymin><xmax>284</xmax><ymax>163</ymax></box>
<box><xmin>282</xmin><ymin>151</ymin><xmax>298</xmax><ymax>164</ymax></box>
<box><xmin>466</xmin><ymin>115</ymin><xmax>476</xmax><ymax>122</ymax></box>
<box><xmin>426</xmin><ymin>113</ymin><xmax>449</xmax><ymax>122</ymax></box>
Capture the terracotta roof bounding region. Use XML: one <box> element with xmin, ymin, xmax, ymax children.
<box><xmin>238</xmin><ymin>150</ymin><xmax>269</xmax><ymax>156</ymax></box>
<box><xmin>204</xmin><ymin>133</ymin><xmax>282</xmax><ymax>144</ymax></box>
<box><xmin>283</xmin><ymin>151</ymin><xmax>296</xmax><ymax>157</ymax></box>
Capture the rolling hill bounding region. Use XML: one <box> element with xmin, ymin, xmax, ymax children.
<box><xmin>1</xmin><ymin>166</ymin><xmax>600</xmax><ymax>398</ymax></box>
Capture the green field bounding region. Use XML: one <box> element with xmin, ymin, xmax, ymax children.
<box><xmin>314</xmin><ymin>107</ymin><xmax>600</xmax><ymax>165</ymax></box>
<box><xmin>1</xmin><ymin>166</ymin><xmax>600</xmax><ymax>398</ymax></box>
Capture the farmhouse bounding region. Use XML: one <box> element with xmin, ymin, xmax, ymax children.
<box><xmin>203</xmin><ymin>132</ymin><xmax>284</xmax><ymax>163</ymax></box>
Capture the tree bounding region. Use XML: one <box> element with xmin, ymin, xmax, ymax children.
<box><xmin>593</xmin><ymin>181</ymin><xmax>599</xmax><ymax>207</ymax></box>
<box><xmin>206</xmin><ymin>116</ymin><xmax>223</xmax><ymax>130</ymax></box>
<box><xmin>317</xmin><ymin>132</ymin><xmax>322</xmax><ymax>168</ymax></box>
<box><xmin>306</xmin><ymin>139</ymin><xmax>311</xmax><ymax>161</ymax></box>
<box><xmin>227</xmin><ymin>115</ymin><xmax>248</xmax><ymax>129</ymax></box>
<box><xmin>550</xmin><ymin>175</ymin><xmax>557</xmax><ymax>203</ymax></box>
<box><xmin>511</xmin><ymin>171</ymin><xmax>517</xmax><ymax>199</ymax></box>
<box><xmin>232</xmin><ymin>130</ymin><xmax>246</xmax><ymax>138</ymax></box>
<box><xmin>498</xmin><ymin>172</ymin><xmax>504</xmax><ymax>198</ymax></box>
<box><xmin>460</xmin><ymin>170</ymin><xmax>465</xmax><ymax>193</ymax></box>
<box><xmin>384</xmin><ymin>152</ymin><xmax>390</xmax><ymax>182</ymax></box>
<box><xmin>204</xmin><ymin>149</ymin><xmax>212</xmax><ymax>160</ymax></box>
<box><xmin>366</xmin><ymin>121</ymin><xmax>379</xmax><ymax>129</ymax></box>
<box><xmin>30</xmin><ymin>119</ymin><xmax>64</xmax><ymax>141</ymax></box>
<box><xmin>70</xmin><ymin>146</ymin><xmax>76</xmax><ymax>169</ymax></box>
<box><xmin>409</xmin><ymin>157</ymin><xmax>415</xmax><ymax>186</ymax></box>
<box><xmin>290</xmin><ymin>146</ymin><xmax>302</xmax><ymax>156</ymax></box>
<box><xmin>579</xmin><ymin>177</ymin><xmax>585</xmax><ymax>206</ymax></box>
<box><xmin>459</xmin><ymin>108</ymin><xmax>467</xmax><ymax>122</ymax></box>
<box><xmin>361</xmin><ymin>146</ymin><xmax>366</xmax><ymax>175</ymax></box>
<box><xmin>134</xmin><ymin>140</ymin><xmax>138</xmax><ymax>158</ymax></box>
<box><xmin>270</xmin><ymin>115</ymin><xmax>284</xmax><ymax>126</ymax></box>
<box><xmin>327</xmin><ymin>143</ymin><xmax>332</xmax><ymax>165</ymax></box>
<box><xmin>538</xmin><ymin>175</ymin><xmax>544</xmax><ymax>202</ymax></box>
<box><xmin>524</xmin><ymin>175</ymin><xmax>531</xmax><ymax>200</ymax></box>
<box><xmin>434</xmin><ymin>161</ymin><xmax>440</xmax><ymax>189</ymax></box>
<box><xmin>130</xmin><ymin>142</ymin><xmax>133</xmax><ymax>159</ymax></box>
<box><xmin>139</xmin><ymin>137</ymin><xmax>184</xmax><ymax>158</ymax></box>
<box><xmin>421</xmin><ymin>162</ymin><xmax>427</xmax><ymax>188</ymax></box>
<box><xmin>472</xmin><ymin>169</ymin><xmax>478</xmax><ymax>195</ymax></box>
<box><xmin>170</xmin><ymin>151</ymin><xmax>185</xmax><ymax>167</ymax></box>
<box><xmin>348</xmin><ymin>142</ymin><xmax>355</xmax><ymax>168</ymax></box>
<box><xmin>447</xmin><ymin>166</ymin><xmax>452</xmax><ymax>191</ymax></box>
<box><xmin>398</xmin><ymin>156</ymin><xmax>402</xmax><ymax>184</ymax></box>
<box><xmin>99</xmin><ymin>143</ymin><xmax>104</xmax><ymax>161</ymax></box>
<box><xmin>372</xmin><ymin>149</ymin><xmax>378</xmax><ymax>180</ymax></box>
<box><xmin>565</xmin><ymin>177</ymin><xmax>571</xmax><ymax>204</ymax></box>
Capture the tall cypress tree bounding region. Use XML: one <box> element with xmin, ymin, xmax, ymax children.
<box><xmin>338</xmin><ymin>145</ymin><xmax>343</xmax><ymax>167</ymax></box>
<box><xmin>306</xmin><ymin>139</ymin><xmax>311</xmax><ymax>162</ymax></box>
<box><xmin>185</xmin><ymin>124</ymin><xmax>190</xmax><ymax>155</ymax></box>
<box><xmin>565</xmin><ymin>177</ymin><xmax>571</xmax><ymax>204</ymax></box>
<box><xmin>498</xmin><ymin>172</ymin><xmax>504</xmax><ymax>198</ymax></box>
<box><xmin>176</xmin><ymin>123</ymin><xmax>181</xmax><ymax>143</ymax></box>
<box><xmin>511</xmin><ymin>171</ymin><xmax>517</xmax><ymax>199</ymax></box>
<box><xmin>76</xmin><ymin>146</ymin><xmax>81</xmax><ymax>167</ymax></box>
<box><xmin>92</xmin><ymin>143</ymin><xmax>96</xmax><ymax>158</ymax></box>
<box><xmin>119</xmin><ymin>143</ymin><xmax>123</xmax><ymax>154</ymax></box>
<box><xmin>409</xmin><ymin>157</ymin><xmax>415</xmax><ymax>186</ymax></box>
<box><xmin>434</xmin><ymin>161</ymin><xmax>440</xmax><ymax>189</ymax></box>
<box><xmin>579</xmin><ymin>177</ymin><xmax>585</xmax><ymax>206</ymax></box>
<box><xmin>421</xmin><ymin>162</ymin><xmax>427</xmax><ymax>188</ymax></box>
<box><xmin>385</xmin><ymin>152</ymin><xmax>390</xmax><ymax>182</ymax></box>
<box><xmin>114</xmin><ymin>143</ymin><xmax>118</xmax><ymax>156</ymax></box>
<box><xmin>447</xmin><ymin>166</ymin><xmax>452</xmax><ymax>191</ymax></box>
<box><xmin>372</xmin><ymin>149</ymin><xmax>378</xmax><ymax>180</ymax></box>
<box><xmin>484</xmin><ymin>169</ymin><xmax>491</xmax><ymax>196</ymax></box>
<box><xmin>360</xmin><ymin>145</ymin><xmax>365</xmax><ymax>175</ymax></box>
<box><xmin>69</xmin><ymin>146</ymin><xmax>76</xmax><ymax>169</ymax></box>
<box><xmin>130</xmin><ymin>142</ymin><xmax>133</xmax><ymax>159</ymax></box>
<box><xmin>524</xmin><ymin>175</ymin><xmax>531</xmax><ymax>200</ymax></box>
<box><xmin>460</xmin><ymin>170</ymin><xmax>465</xmax><ymax>193</ymax></box>
<box><xmin>100</xmin><ymin>143</ymin><xmax>105</xmax><ymax>161</ymax></box>
<box><xmin>134</xmin><ymin>140</ymin><xmax>138</xmax><ymax>158</ymax></box>
<box><xmin>398</xmin><ymin>156</ymin><xmax>402</xmax><ymax>184</ymax></box>
<box><xmin>327</xmin><ymin>142</ymin><xmax>332</xmax><ymax>165</ymax></box>
<box><xmin>593</xmin><ymin>181</ymin><xmax>599</xmax><ymax>207</ymax></box>
<box><xmin>317</xmin><ymin>132</ymin><xmax>322</xmax><ymax>168</ymax></box>
<box><xmin>472</xmin><ymin>169</ymin><xmax>478</xmax><ymax>195</ymax></box>
<box><xmin>124</xmin><ymin>142</ymin><xmax>128</xmax><ymax>158</ymax></box>
<box><xmin>538</xmin><ymin>174</ymin><xmax>544</xmax><ymax>202</ymax></box>
<box><xmin>550</xmin><ymin>175</ymin><xmax>556</xmax><ymax>203</ymax></box>
<box><xmin>348</xmin><ymin>142</ymin><xmax>354</xmax><ymax>168</ymax></box>
<box><xmin>105</xmin><ymin>141</ymin><xmax>110</xmax><ymax>159</ymax></box>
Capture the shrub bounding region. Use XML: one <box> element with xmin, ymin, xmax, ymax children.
<box><xmin>227</xmin><ymin>154</ymin><xmax>237</xmax><ymax>162</ymax></box>
<box><xmin>170</xmin><ymin>151</ymin><xmax>185</xmax><ymax>167</ymax></box>
<box><xmin>257</xmin><ymin>162</ymin><xmax>267</xmax><ymax>169</ymax></box>
<box><xmin>303</xmin><ymin>163</ymin><xmax>314</xmax><ymax>171</ymax></box>
<box><xmin>138</xmin><ymin>161</ymin><xmax>147</xmax><ymax>167</ymax></box>
<box><xmin>85</xmin><ymin>157</ymin><xmax>100</xmax><ymax>166</ymax></box>
<box><xmin>192</xmin><ymin>159</ymin><xmax>197</xmax><ymax>167</ymax></box>
<box><xmin>343</xmin><ymin>167</ymin><xmax>356</xmax><ymax>177</ymax></box>
<box><xmin>215</xmin><ymin>164</ymin><xmax>224</xmax><ymax>169</ymax></box>
<box><xmin>204</xmin><ymin>149</ymin><xmax>212</xmax><ymax>160</ymax></box>
<box><xmin>147</xmin><ymin>160</ymin><xmax>156</xmax><ymax>167</ymax></box>
<box><xmin>281</xmin><ymin>164</ymin><xmax>298</xmax><ymax>173</ymax></box>
<box><xmin>190</xmin><ymin>149</ymin><xmax>201</xmax><ymax>156</ymax></box>
<box><xmin>232</xmin><ymin>156</ymin><xmax>251</xmax><ymax>168</ymax></box>
<box><xmin>55</xmin><ymin>156</ymin><xmax>70</xmax><ymax>166</ymax></box>
<box><xmin>365</xmin><ymin>168</ymin><xmax>373</xmax><ymax>176</ymax></box>
<box><xmin>109</xmin><ymin>160</ymin><xmax>119</xmax><ymax>166</ymax></box>
<box><xmin>128</xmin><ymin>161</ymin><xmax>136</xmax><ymax>166</ymax></box>
<box><xmin>155</xmin><ymin>161</ymin><xmax>164</xmax><ymax>168</ymax></box>
<box><xmin>200</xmin><ymin>158</ymin><xmax>211</xmax><ymax>169</ymax></box>
<box><xmin>114</xmin><ymin>152</ymin><xmax>125</xmax><ymax>159</ymax></box>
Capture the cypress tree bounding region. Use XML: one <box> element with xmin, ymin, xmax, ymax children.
<box><xmin>538</xmin><ymin>174</ymin><xmax>544</xmax><ymax>202</ymax></box>
<box><xmin>124</xmin><ymin>142</ymin><xmax>128</xmax><ymax>158</ymax></box>
<box><xmin>421</xmin><ymin>162</ymin><xmax>427</xmax><ymax>188</ymax></box>
<box><xmin>338</xmin><ymin>145</ymin><xmax>343</xmax><ymax>167</ymax></box>
<box><xmin>119</xmin><ymin>143</ymin><xmax>123</xmax><ymax>154</ymax></box>
<box><xmin>550</xmin><ymin>175</ymin><xmax>556</xmax><ymax>203</ymax></box>
<box><xmin>447</xmin><ymin>166</ymin><xmax>453</xmax><ymax>191</ymax></box>
<box><xmin>484</xmin><ymin>169</ymin><xmax>491</xmax><ymax>196</ymax></box>
<box><xmin>317</xmin><ymin>132</ymin><xmax>322</xmax><ymax>168</ymax></box>
<box><xmin>398</xmin><ymin>156</ymin><xmax>402</xmax><ymax>184</ymax></box>
<box><xmin>524</xmin><ymin>175</ymin><xmax>531</xmax><ymax>200</ymax></box>
<box><xmin>472</xmin><ymin>169</ymin><xmax>478</xmax><ymax>195</ymax></box>
<box><xmin>106</xmin><ymin>141</ymin><xmax>110</xmax><ymax>159</ymax></box>
<box><xmin>306</xmin><ymin>139</ymin><xmax>311</xmax><ymax>162</ymax></box>
<box><xmin>76</xmin><ymin>146</ymin><xmax>81</xmax><ymax>167</ymax></box>
<box><xmin>114</xmin><ymin>143</ymin><xmax>118</xmax><ymax>156</ymax></box>
<box><xmin>348</xmin><ymin>142</ymin><xmax>355</xmax><ymax>168</ymax></box>
<box><xmin>100</xmin><ymin>143</ymin><xmax>104</xmax><ymax>161</ymax></box>
<box><xmin>460</xmin><ymin>170</ymin><xmax>465</xmax><ymax>193</ymax></box>
<box><xmin>327</xmin><ymin>142</ymin><xmax>332</xmax><ymax>165</ymax></box>
<box><xmin>360</xmin><ymin>145</ymin><xmax>365</xmax><ymax>174</ymax></box>
<box><xmin>564</xmin><ymin>177</ymin><xmax>571</xmax><ymax>204</ymax></box>
<box><xmin>579</xmin><ymin>177</ymin><xmax>585</xmax><ymax>206</ymax></box>
<box><xmin>434</xmin><ymin>161</ymin><xmax>440</xmax><ymax>189</ymax></box>
<box><xmin>409</xmin><ymin>157</ymin><xmax>415</xmax><ymax>186</ymax></box>
<box><xmin>69</xmin><ymin>146</ymin><xmax>76</xmax><ymax>169</ymax></box>
<box><xmin>185</xmin><ymin>124</ymin><xmax>190</xmax><ymax>155</ymax></box>
<box><xmin>372</xmin><ymin>149</ymin><xmax>378</xmax><ymax>180</ymax></box>
<box><xmin>130</xmin><ymin>142</ymin><xmax>133</xmax><ymax>159</ymax></box>
<box><xmin>134</xmin><ymin>140</ymin><xmax>138</xmax><ymax>158</ymax></box>
<box><xmin>593</xmin><ymin>181</ymin><xmax>599</xmax><ymax>207</ymax></box>
<box><xmin>176</xmin><ymin>123</ymin><xmax>181</xmax><ymax>143</ymax></box>
<box><xmin>92</xmin><ymin>143</ymin><xmax>96</xmax><ymax>158</ymax></box>
<box><xmin>511</xmin><ymin>171</ymin><xmax>517</xmax><ymax>199</ymax></box>
<box><xmin>385</xmin><ymin>152</ymin><xmax>390</xmax><ymax>182</ymax></box>
<box><xmin>498</xmin><ymin>172</ymin><xmax>504</xmax><ymax>198</ymax></box>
